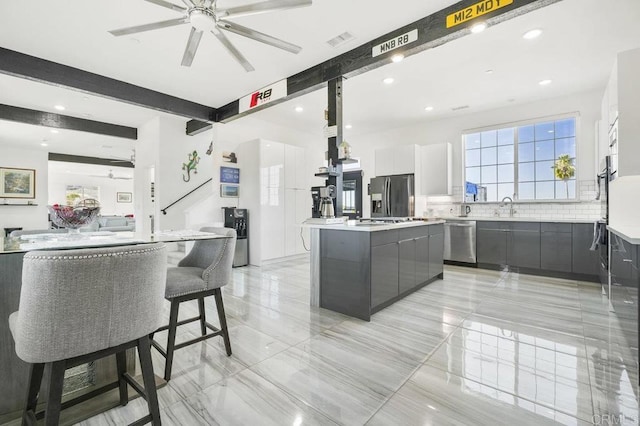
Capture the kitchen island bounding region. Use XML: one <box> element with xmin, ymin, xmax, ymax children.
<box><xmin>306</xmin><ymin>221</ymin><xmax>444</xmax><ymax>321</ymax></box>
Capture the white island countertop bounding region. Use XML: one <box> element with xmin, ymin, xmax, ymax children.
<box><xmin>303</xmin><ymin>220</ymin><xmax>445</xmax><ymax>232</ymax></box>
<box><xmin>608</xmin><ymin>225</ymin><xmax>640</xmax><ymax>244</ymax></box>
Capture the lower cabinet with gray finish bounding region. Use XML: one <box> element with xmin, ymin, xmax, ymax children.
<box><xmin>475</xmin><ymin>220</ymin><xmax>599</xmax><ymax>281</ymax></box>
<box><xmin>319</xmin><ymin>224</ymin><xmax>444</xmax><ymax>321</ymax></box>
<box><xmin>540</xmin><ymin>223</ymin><xmax>572</xmax><ymax>272</ymax></box>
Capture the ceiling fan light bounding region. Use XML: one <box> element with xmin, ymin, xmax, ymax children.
<box><xmin>189</xmin><ymin>10</ymin><xmax>217</xmax><ymax>32</ymax></box>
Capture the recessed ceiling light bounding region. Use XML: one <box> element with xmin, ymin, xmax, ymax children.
<box><xmin>538</xmin><ymin>79</ymin><xmax>552</xmax><ymax>86</ymax></box>
<box><xmin>40</xmin><ymin>143</ymin><xmax>48</xmax><ymax>147</ymax></box>
<box><xmin>424</xmin><ymin>106</ymin><xmax>434</xmax><ymax>112</ymax></box>
<box><xmin>470</xmin><ymin>22</ymin><xmax>487</xmax><ymax>34</ymax></box>
<box><xmin>54</xmin><ymin>105</ymin><xmax>65</xmax><ymax>111</ymax></box>
<box><xmin>345</xmin><ymin>124</ymin><xmax>352</xmax><ymax>129</ymax></box>
<box><xmin>523</xmin><ymin>29</ymin><xmax>542</xmax><ymax>40</ymax></box>
<box><xmin>485</xmin><ymin>69</ymin><xmax>494</xmax><ymax>74</ymax></box>
<box><xmin>50</xmin><ymin>129</ymin><xmax>59</xmax><ymax>134</ymax></box>
<box><xmin>391</xmin><ymin>54</ymin><xmax>404</xmax><ymax>63</ymax></box>
<box><xmin>295</xmin><ymin>106</ymin><xmax>303</xmax><ymax>112</ymax></box>
<box><xmin>383</xmin><ymin>77</ymin><xmax>394</xmax><ymax>84</ymax></box>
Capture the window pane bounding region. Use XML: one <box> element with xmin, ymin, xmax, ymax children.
<box><xmin>555</xmin><ymin>137</ymin><xmax>576</xmax><ymax>158</ymax></box>
<box><xmin>497</xmin><ymin>145</ymin><xmax>514</xmax><ymax>164</ymax></box>
<box><xmin>519</xmin><ymin>182</ymin><xmax>535</xmax><ymax>200</ymax></box>
<box><xmin>536</xmin><ymin>181</ymin><xmax>555</xmax><ymax>199</ymax></box>
<box><xmin>519</xmin><ymin>162</ymin><xmax>535</xmax><ymax>181</ymax></box>
<box><xmin>481</xmin><ymin>130</ymin><xmax>497</xmax><ymax>147</ymax></box>
<box><xmin>535</xmin><ymin>140</ymin><xmax>555</xmax><ymax>161</ymax></box>
<box><xmin>498</xmin><ymin>164</ymin><xmax>514</xmax><ymax>182</ymax></box>
<box><xmin>466</xmin><ymin>167</ymin><xmax>481</xmax><ymax>184</ymax></box>
<box><xmin>497</xmin><ymin>183</ymin><xmax>514</xmax><ymax>201</ymax></box>
<box><xmin>536</xmin><ymin>160</ymin><xmax>555</xmax><ymax>181</ymax></box>
<box><xmin>466</xmin><ymin>149</ymin><xmax>481</xmax><ymax>167</ymax></box>
<box><xmin>555</xmin><ymin>180</ymin><xmax>576</xmax><ymax>199</ymax></box>
<box><xmin>519</xmin><ymin>125</ymin><xmax>534</xmax><ymax>143</ymax></box>
<box><xmin>555</xmin><ymin>119</ymin><xmax>575</xmax><ymax>138</ymax></box>
<box><xmin>466</xmin><ymin>133</ymin><xmax>481</xmax><ymax>149</ymax></box>
<box><xmin>519</xmin><ymin>142</ymin><xmax>534</xmax><ymax>162</ymax></box>
<box><xmin>535</xmin><ymin>122</ymin><xmax>554</xmax><ymax>141</ymax></box>
<box><xmin>497</xmin><ymin>128</ymin><xmax>514</xmax><ymax>146</ymax></box>
<box><xmin>481</xmin><ymin>147</ymin><xmax>497</xmax><ymax>165</ymax></box>
<box><xmin>484</xmin><ymin>184</ymin><xmax>498</xmax><ymax>202</ymax></box>
<box><xmin>481</xmin><ymin>166</ymin><xmax>497</xmax><ymax>183</ymax></box>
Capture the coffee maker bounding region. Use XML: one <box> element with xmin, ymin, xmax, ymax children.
<box><xmin>311</xmin><ymin>185</ymin><xmax>336</xmax><ymax>218</ymax></box>
<box><xmin>320</xmin><ymin>186</ymin><xmax>336</xmax><ymax>218</ymax></box>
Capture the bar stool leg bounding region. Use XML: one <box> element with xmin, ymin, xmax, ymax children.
<box><xmin>115</xmin><ymin>351</ymin><xmax>128</xmax><ymax>406</ymax></box>
<box><xmin>214</xmin><ymin>289</ymin><xmax>232</xmax><ymax>356</ymax></box>
<box><xmin>22</xmin><ymin>363</ymin><xmax>44</xmax><ymax>425</ymax></box>
<box><xmin>44</xmin><ymin>360</ymin><xmax>66</xmax><ymax>426</ymax></box>
<box><xmin>164</xmin><ymin>300</ymin><xmax>180</xmax><ymax>381</ymax></box>
<box><xmin>138</xmin><ymin>335</ymin><xmax>161</xmax><ymax>425</ymax></box>
<box><xmin>197</xmin><ymin>297</ymin><xmax>207</xmax><ymax>336</ymax></box>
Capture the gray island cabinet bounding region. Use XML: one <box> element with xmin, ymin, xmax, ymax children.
<box><xmin>310</xmin><ymin>222</ymin><xmax>444</xmax><ymax>321</ymax></box>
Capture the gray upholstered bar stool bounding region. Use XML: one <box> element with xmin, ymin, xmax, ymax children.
<box><xmin>151</xmin><ymin>227</ymin><xmax>236</xmax><ymax>381</ymax></box>
<box><xmin>9</xmin><ymin>243</ymin><xmax>167</xmax><ymax>426</ymax></box>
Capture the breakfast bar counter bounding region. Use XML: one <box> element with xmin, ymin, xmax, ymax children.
<box><xmin>306</xmin><ymin>221</ymin><xmax>445</xmax><ymax>321</ymax></box>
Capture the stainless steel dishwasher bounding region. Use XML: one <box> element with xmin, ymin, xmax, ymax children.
<box><xmin>444</xmin><ymin>220</ymin><xmax>477</xmax><ymax>263</ymax></box>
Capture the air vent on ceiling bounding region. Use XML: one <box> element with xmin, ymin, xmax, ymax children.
<box><xmin>452</xmin><ymin>105</ymin><xmax>470</xmax><ymax>111</ymax></box>
<box><xmin>326</xmin><ymin>31</ymin><xmax>355</xmax><ymax>48</ymax></box>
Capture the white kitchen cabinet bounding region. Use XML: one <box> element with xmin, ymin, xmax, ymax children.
<box><xmin>601</xmin><ymin>48</ymin><xmax>640</xmax><ymax>177</ymax></box>
<box><xmin>374</xmin><ymin>144</ymin><xmax>420</xmax><ymax>176</ymax></box>
<box><xmin>420</xmin><ymin>143</ymin><xmax>452</xmax><ymax>195</ymax></box>
<box><xmin>237</xmin><ymin>139</ymin><xmax>315</xmax><ymax>265</ymax></box>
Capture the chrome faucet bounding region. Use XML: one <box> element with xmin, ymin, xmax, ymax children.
<box><xmin>500</xmin><ymin>196</ymin><xmax>516</xmax><ymax>217</ymax></box>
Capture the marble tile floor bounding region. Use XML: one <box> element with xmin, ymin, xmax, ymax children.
<box><xmin>75</xmin><ymin>259</ymin><xmax>638</xmax><ymax>426</ymax></box>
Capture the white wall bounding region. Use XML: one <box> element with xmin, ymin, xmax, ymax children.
<box><xmin>346</xmin><ymin>89</ymin><xmax>602</xmax><ymax>218</ymax></box>
<box><xmin>0</xmin><ymin>145</ymin><xmax>49</xmax><ymax>232</ymax></box>
<box><xmin>48</xmin><ymin>163</ymin><xmax>134</xmax><ymax>215</ymax></box>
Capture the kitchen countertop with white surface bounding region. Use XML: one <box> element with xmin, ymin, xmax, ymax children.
<box><xmin>303</xmin><ymin>220</ymin><xmax>444</xmax><ymax>232</ymax></box>
<box><xmin>607</xmin><ymin>225</ymin><xmax>640</xmax><ymax>244</ymax></box>
<box><xmin>437</xmin><ymin>216</ymin><xmax>600</xmax><ymax>224</ymax></box>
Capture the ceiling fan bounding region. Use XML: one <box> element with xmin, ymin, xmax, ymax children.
<box><xmin>90</xmin><ymin>170</ymin><xmax>133</xmax><ymax>180</ymax></box>
<box><xmin>108</xmin><ymin>0</ymin><xmax>312</xmax><ymax>72</ymax></box>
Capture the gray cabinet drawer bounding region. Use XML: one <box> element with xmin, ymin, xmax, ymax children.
<box><xmin>399</xmin><ymin>226</ymin><xmax>428</xmax><ymax>241</ymax></box>
<box><xmin>428</xmin><ymin>224</ymin><xmax>444</xmax><ymax>235</ymax></box>
<box><xmin>371</xmin><ymin>230</ymin><xmax>399</xmax><ymax>246</ymax></box>
<box><xmin>541</xmin><ymin>223</ymin><xmax>572</xmax><ymax>233</ymax></box>
<box><xmin>477</xmin><ymin>221</ymin><xmax>508</xmax><ymax>230</ymax></box>
<box><xmin>510</xmin><ymin>222</ymin><xmax>540</xmax><ymax>232</ymax></box>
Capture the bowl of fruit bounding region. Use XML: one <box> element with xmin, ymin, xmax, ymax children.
<box><xmin>48</xmin><ymin>199</ymin><xmax>100</xmax><ymax>234</ymax></box>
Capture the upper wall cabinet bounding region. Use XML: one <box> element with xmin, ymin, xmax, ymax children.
<box><xmin>601</xmin><ymin>48</ymin><xmax>640</xmax><ymax>177</ymax></box>
<box><xmin>420</xmin><ymin>143</ymin><xmax>452</xmax><ymax>196</ymax></box>
<box><xmin>375</xmin><ymin>144</ymin><xmax>420</xmax><ymax>177</ymax></box>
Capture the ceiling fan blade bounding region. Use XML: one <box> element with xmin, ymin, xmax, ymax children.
<box><xmin>217</xmin><ymin>21</ymin><xmax>301</xmax><ymax>54</ymax></box>
<box><xmin>109</xmin><ymin>17</ymin><xmax>189</xmax><ymax>36</ymax></box>
<box><xmin>218</xmin><ymin>0</ymin><xmax>312</xmax><ymax>19</ymax></box>
<box><xmin>143</xmin><ymin>0</ymin><xmax>186</xmax><ymax>12</ymax></box>
<box><xmin>211</xmin><ymin>29</ymin><xmax>255</xmax><ymax>72</ymax></box>
<box><xmin>181</xmin><ymin>27</ymin><xmax>204</xmax><ymax>66</ymax></box>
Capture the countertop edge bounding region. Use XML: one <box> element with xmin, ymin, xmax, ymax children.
<box><xmin>607</xmin><ymin>225</ymin><xmax>640</xmax><ymax>244</ymax></box>
<box><xmin>302</xmin><ymin>220</ymin><xmax>445</xmax><ymax>232</ymax></box>
<box><xmin>437</xmin><ymin>216</ymin><xmax>600</xmax><ymax>224</ymax></box>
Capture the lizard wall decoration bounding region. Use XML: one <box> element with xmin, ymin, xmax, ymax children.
<box><xmin>182</xmin><ymin>150</ymin><xmax>200</xmax><ymax>182</ymax></box>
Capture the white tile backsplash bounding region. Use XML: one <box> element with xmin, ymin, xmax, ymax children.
<box><xmin>425</xmin><ymin>180</ymin><xmax>602</xmax><ymax>220</ymax></box>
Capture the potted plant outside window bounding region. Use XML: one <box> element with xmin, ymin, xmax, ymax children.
<box><xmin>552</xmin><ymin>154</ymin><xmax>576</xmax><ymax>198</ymax></box>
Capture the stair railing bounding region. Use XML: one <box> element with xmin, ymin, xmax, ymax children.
<box><xmin>160</xmin><ymin>178</ymin><xmax>213</xmax><ymax>215</ymax></box>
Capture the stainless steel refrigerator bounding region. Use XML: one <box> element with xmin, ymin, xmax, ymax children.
<box><xmin>370</xmin><ymin>174</ymin><xmax>415</xmax><ymax>218</ymax></box>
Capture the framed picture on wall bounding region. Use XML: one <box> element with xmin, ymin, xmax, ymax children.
<box><xmin>0</xmin><ymin>167</ymin><xmax>36</xmax><ymax>199</ymax></box>
<box><xmin>220</xmin><ymin>184</ymin><xmax>239</xmax><ymax>198</ymax></box>
<box><xmin>117</xmin><ymin>192</ymin><xmax>132</xmax><ymax>203</ymax></box>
